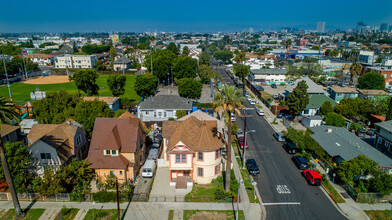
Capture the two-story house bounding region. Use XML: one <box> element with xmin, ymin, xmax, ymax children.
<box><xmin>162</xmin><ymin>116</ymin><xmax>224</xmax><ymax>188</ymax></box>
<box><xmin>27</xmin><ymin>119</ymin><xmax>87</xmax><ymax>175</ymax></box>
<box><xmin>301</xmin><ymin>95</ymin><xmax>337</xmax><ymax>116</ymax></box>
<box><xmin>87</xmin><ymin>117</ymin><xmax>146</xmax><ymax>183</ymax></box>
<box><xmin>375</xmin><ymin>120</ymin><xmax>392</xmax><ymax>159</ymax></box>
<box><xmin>327</xmin><ymin>87</ymin><xmax>359</xmax><ymax>103</ymax></box>
<box><xmin>137</xmin><ymin>95</ymin><xmax>192</xmax><ymax>122</ymax></box>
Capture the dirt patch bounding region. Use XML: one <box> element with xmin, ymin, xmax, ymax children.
<box><xmin>189</xmin><ymin>211</ymin><xmax>230</xmax><ymax>220</ymax></box>
<box><xmin>23</xmin><ymin>75</ymin><xmax>71</xmax><ymax>84</ymax></box>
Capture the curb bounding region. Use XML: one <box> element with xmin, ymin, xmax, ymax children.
<box><xmin>250</xmin><ymin>175</ymin><xmax>267</xmax><ymax>220</ymax></box>
<box><xmin>320</xmin><ymin>185</ymin><xmax>350</xmax><ymax>219</ymax></box>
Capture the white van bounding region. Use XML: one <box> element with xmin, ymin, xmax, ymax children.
<box><xmin>142</xmin><ymin>160</ymin><xmax>156</xmax><ymax>178</ymax></box>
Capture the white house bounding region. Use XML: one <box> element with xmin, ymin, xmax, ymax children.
<box><xmin>301</xmin><ymin>116</ymin><xmax>324</xmax><ymax>128</ymax></box>
<box><xmin>55</xmin><ymin>55</ymin><xmax>98</xmax><ymax>69</ymax></box>
<box><xmin>248</xmin><ymin>69</ymin><xmax>288</xmax><ymax>85</ymax></box>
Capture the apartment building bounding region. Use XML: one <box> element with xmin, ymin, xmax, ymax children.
<box><xmin>55</xmin><ymin>55</ymin><xmax>98</xmax><ymax>69</ymax></box>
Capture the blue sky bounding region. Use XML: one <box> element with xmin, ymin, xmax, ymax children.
<box><xmin>1</xmin><ymin>0</ymin><xmax>392</xmax><ymax>33</ymax></box>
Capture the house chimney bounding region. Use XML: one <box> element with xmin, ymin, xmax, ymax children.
<box><xmin>326</xmin><ymin>128</ymin><xmax>332</xmax><ymax>133</ymax></box>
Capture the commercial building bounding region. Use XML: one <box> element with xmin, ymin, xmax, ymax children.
<box><xmin>317</xmin><ymin>22</ymin><xmax>326</xmax><ymax>33</ymax></box>
<box><xmin>248</xmin><ymin>69</ymin><xmax>288</xmax><ymax>85</ymax></box>
<box><xmin>55</xmin><ymin>55</ymin><xmax>98</xmax><ymax>69</ymax></box>
<box><xmin>358</xmin><ymin>50</ymin><xmax>374</xmax><ymax>65</ymax></box>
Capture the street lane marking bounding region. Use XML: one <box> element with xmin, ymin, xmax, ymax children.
<box><xmin>276</xmin><ymin>185</ymin><xmax>290</xmax><ymax>194</ymax></box>
<box><xmin>262</xmin><ymin>202</ymin><xmax>301</xmax><ymax>206</ymax></box>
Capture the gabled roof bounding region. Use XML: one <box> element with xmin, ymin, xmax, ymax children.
<box><xmin>310</xmin><ymin>125</ymin><xmax>392</xmax><ymax>168</ymax></box>
<box><xmin>165</xmin><ymin>116</ymin><xmax>224</xmax><ymax>152</ymax></box>
<box><xmin>113</xmin><ymin>57</ymin><xmax>132</xmax><ymax>64</ymax></box>
<box><xmin>306</xmin><ymin>95</ymin><xmax>337</xmax><ymax>109</ymax></box>
<box><xmin>358</xmin><ymin>89</ymin><xmax>388</xmax><ymax>96</ymax></box>
<box><xmin>179</xmin><ymin>110</ymin><xmax>224</xmax><ymax>133</ymax></box>
<box><xmin>28</xmin><ymin>119</ymin><xmax>84</xmax><ymax>163</ymax></box>
<box><xmin>330</xmin><ymin>87</ymin><xmax>359</xmax><ymax>94</ymax></box>
<box><xmin>286</xmin><ymin>77</ymin><xmax>327</xmax><ymax>94</ymax></box>
<box><xmin>139</xmin><ymin>95</ymin><xmax>192</xmax><ymax>110</ymax></box>
<box><xmin>376</xmin><ymin>120</ymin><xmax>392</xmax><ymax>132</ymax></box>
<box><xmin>0</xmin><ymin>124</ymin><xmax>20</xmax><ymax>137</ymax></box>
<box><xmin>118</xmin><ymin>111</ymin><xmax>148</xmax><ymax>132</ymax></box>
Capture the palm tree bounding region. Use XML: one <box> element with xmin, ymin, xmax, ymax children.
<box><xmin>350</xmin><ymin>62</ymin><xmax>363</xmax><ymax>85</ymax></box>
<box><xmin>0</xmin><ymin>97</ymin><xmax>19</xmax><ymax>125</ymax></box>
<box><xmin>214</xmin><ymin>85</ymin><xmax>244</xmax><ymax>192</ymax></box>
<box><xmin>285</xmin><ymin>39</ymin><xmax>292</xmax><ymax>63</ymax></box>
<box><xmin>0</xmin><ymin>98</ymin><xmax>24</xmax><ymax>217</ymax></box>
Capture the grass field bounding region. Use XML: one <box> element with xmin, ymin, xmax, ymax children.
<box><xmin>0</xmin><ymin>75</ymin><xmax>140</xmax><ymax>104</ymax></box>
<box><xmin>83</xmin><ymin>209</ymin><xmax>125</xmax><ymax>220</ymax></box>
<box><xmin>183</xmin><ymin>210</ymin><xmax>245</xmax><ymax>220</ymax></box>
<box><xmin>2</xmin><ymin>209</ymin><xmax>45</xmax><ymax>220</ymax></box>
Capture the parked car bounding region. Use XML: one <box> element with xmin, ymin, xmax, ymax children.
<box><xmin>273</xmin><ymin>132</ymin><xmax>286</xmax><ymax>142</ymax></box>
<box><xmin>231</xmin><ymin>116</ymin><xmax>236</xmax><ymax>122</ymax></box>
<box><xmin>356</xmin><ymin>128</ymin><xmax>366</xmax><ymax>137</ymax></box>
<box><xmin>272</xmin><ymin>94</ymin><xmax>279</xmax><ymax>99</ymax></box>
<box><xmin>246</xmin><ymin>158</ymin><xmax>260</xmax><ymax>176</ymax></box>
<box><xmin>284</xmin><ymin>115</ymin><xmax>295</xmax><ymax>121</ymax></box>
<box><xmin>277</xmin><ymin>113</ymin><xmax>286</xmax><ymax>118</ymax></box>
<box><xmin>237</xmin><ymin>128</ymin><xmax>244</xmax><ymax>139</ymax></box>
<box><xmin>238</xmin><ymin>136</ymin><xmax>248</xmax><ymax>149</ymax></box>
<box><xmin>271</xmin><ymin>84</ymin><xmax>277</xmax><ymax>88</ymax></box>
<box><xmin>249</xmin><ymin>100</ymin><xmax>256</xmax><ymax>105</ymax></box>
<box><xmin>292</xmin><ymin>156</ymin><xmax>308</xmax><ymax>170</ymax></box>
<box><xmin>141</xmin><ymin>160</ymin><xmax>156</xmax><ymax>178</ymax></box>
<box><xmin>283</xmin><ymin>142</ymin><xmax>298</xmax><ymax>154</ymax></box>
<box><xmin>303</xmin><ymin>169</ymin><xmax>322</xmax><ymax>186</ymax></box>
<box><xmin>257</xmin><ymin>109</ymin><xmax>265</xmax><ymax>116</ymax></box>
<box><xmin>366</xmin><ymin>128</ymin><xmax>376</xmax><ymax>136</ymax></box>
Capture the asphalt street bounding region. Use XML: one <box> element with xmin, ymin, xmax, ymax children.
<box><xmin>216</xmin><ymin>65</ymin><xmax>346</xmax><ymax>220</ymax></box>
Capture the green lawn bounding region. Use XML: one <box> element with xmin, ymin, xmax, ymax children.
<box><xmin>55</xmin><ymin>207</ymin><xmax>79</xmax><ymax>220</ymax></box>
<box><xmin>0</xmin><ymin>75</ymin><xmax>140</xmax><ymax>104</ymax></box>
<box><xmin>168</xmin><ymin>210</ymin><xmax>174</xmax><ymax>220</ymax></box>
<box><xmin>83</xmin><ymin>209</ymin><xmax>125</xmax><ymax>220</ymax></box>
<box><xmin>2</xmin><ymin>209</ymin><xmax>45</xmax><ymax>220</ymax></box>
<box><xmin>183</xmin><ymin>210</ymin><xmax>245</xmax><ymax>220</ymax></box>
<box><xmin>322</xmin><ymin>178</ymin><xmax>345</xmax><ymax>203</ymax></box>
<box><xmin>365</xmin><ymin>210</ymin><xmax>391</xmax><ymax>220</ymax></box>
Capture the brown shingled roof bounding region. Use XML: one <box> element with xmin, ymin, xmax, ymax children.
<box><xmin>118</xmin><ymin>111</ymin><xmax>148</xmax><ymax>132</ymax></box>
<box><xmin>166</xmin><ymin>116</ymin><xmax>223</xmax><ymax>152</ymax></box>
<box><xmin>0</xmin><ymin>124</ymin><xmax>20</xmax><ymax>137</ymax></box>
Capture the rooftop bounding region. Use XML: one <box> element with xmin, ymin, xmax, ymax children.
<box><xmin>138</xmin><ymin>95</ymin><xmax>192</xmax><ymax>110</ymax></box>
<box><xmin>83</xmin><ymin>96</ymin><xmax>119</xmax><ymax>104</ymax></box>
<box><xmin>306</xmin><ymin>95</ymin><xmax>337</xmax><ymax>109</ymax></box>
<box><xmin>250</xmin><ymin>69</ymin><xmax>288</xmax><ymax>75</ymax></box>
<box><xmin>358</xmin><ymin>89</ymin><xmax>388</xmax><ymax>96</ymax></box>
<box><xmin>329</xmin><ymin>87</ymin><xmax>359</xmax><ymax>93</ymax></box>
<box><xmin>375</xmin><ymin>120</ymin><xmax>392</xmax><ymax>132</ymax></box>
<box><xmin>285</xmin><ymin>77</ymin><xmax>327</xmax><ymax>95</ymax></box>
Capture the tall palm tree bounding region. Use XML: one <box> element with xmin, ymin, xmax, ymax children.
<box><xmin>214</xmin><ymin>85</ymin><xmax>244</xmax><ymax>192</ymax></box>
<box><xmin>0</xmin><ymin>98</ymin><xmax>24</xmax><ymax>217</ymax></box>
<box><xmin>350</xmin><ymin>62</ymin><xmax>363</xmax><ymax>85</ymax></box>
<box><xmin>285</xmin><ymin>39</ymin><xmax>292</xmax><ymax>64</ymax></box>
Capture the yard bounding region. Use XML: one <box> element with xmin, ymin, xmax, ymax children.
<box><xmin>365</xmin><ymin>210</ymin><xmax>391</xmax><ymax>220</ymax></box>
<box><xmin>0</xmin><ymin>75</ymin><xmax>140</xmax><ymax>104</ymax></box>
<box><xmin>55</xmin><ymin>207</ymin><xmax>79</xmax><ymax>220</ymax></box>
<box><xmin>83</xmin><ymin>209</ymin><xmax>125</xmax><ymax>220</ymax></box>
<box><xmin>1</xmin><ymin>209</ymin><xmax>45</xmax><ymax>220</ymax></box>
<box><xmin>183</xmin><ymin>210</ymin><xmax>245</xmax><ymax>220</ymax></box>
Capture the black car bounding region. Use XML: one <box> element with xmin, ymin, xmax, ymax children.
<box><xmin>292</xmin><ymin>156</ymin><xmax>308</xmax><ymax>170</ymax></box>
<box><xmin>366</xmin><ymin>128</ymin><xmax>376</xmax><ymax>136</ymax></box>
<box><xmin>271</xmin><ymin>84</ymin><xmax>277</xmax><ymax>88</ymax></box>
<box><xmin>283</xmin><ymin>142</ymin><xmax>298</xmax><ymax>154</ymax></box>
<box><xmin>356</xmin><ymin>129</ymin><xmax>366</xmax><ymax>137</ymax></box>
<box><xmin>246</xmin><ymin>158</ymin><xmax>260</xmax><ymax>176</ymax></box>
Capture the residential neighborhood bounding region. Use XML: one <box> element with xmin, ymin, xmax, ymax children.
<box><xmin>1</xmin><ymin>5</ymin><xmax>392</xmax><ymax>220</ymax></box>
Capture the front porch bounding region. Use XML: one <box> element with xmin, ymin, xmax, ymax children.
<box><xmin>170</xmin><ymin>170</ymin><xmax>193</xmax><ymax>189</ymax></box>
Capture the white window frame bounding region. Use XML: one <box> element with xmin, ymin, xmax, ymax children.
<box><xmin>378</xmin><ymin>137</ymin><xmax>383</xmax><ymax>145</ymax></box>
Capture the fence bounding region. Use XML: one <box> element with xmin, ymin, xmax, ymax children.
<box><xmin>341</xmin><ymin>182</ymin><xmax>358</xmax><ymax>201</ymax></box>
<box><xmin>357</xmin><ymin>192</ymin><xmax>392</xmax><ymax>203</ymax></box>
<box><xmin>0</xmin><ymin>192</ymin><xmax>74</xmax><ymax>202</ymax></box>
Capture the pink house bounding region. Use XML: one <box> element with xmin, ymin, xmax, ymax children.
<box><xmin>162</xmin><ymin>116</ymin><xmax>224</xmax><ymax>188</ymax></box>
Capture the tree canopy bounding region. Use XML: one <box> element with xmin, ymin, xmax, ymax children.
<box><xmin>319</xmin><ymin>101</ymin><xmax>333</xmax><ymax>115</ymax></box>
<box><xmin>199</xmin><ymin>52</ymin><xmax>211</xmax><ymax>66</ymax></box>
<box><xmin>286</xmin><ymin>63</ymin><xmax>323</xmax><ymax>82</ymax></box>
<box><xmin>336</xmin><ymin>155</ymin><xmax>378</xmax><ymax>185</ymax></box>
<box><xmin>69</xmin><ymin>69</ymin><xmax>99</xmax><ymax>96</ymax></box>
<box><xmin>173</xmin><ymin>56</ymin><xmax>198</xmax><ymax>79</ymax></box>
<box><xmin>166</xmin><ymin>43</ymin><xmax>180</xmax><ymax>56</ymax></box>
<box><xmin>144</xmin><ymin>49</ymin><xmax>176</xmax><ymax>82</ymax></box>
<box><xmin>358</xmin><ymin>72</ymin><xmax>385</xmax><ymax>90</ymax></box>
<box><xmin>73</xmin><ymin>100</ymin><xmax>113</xmax><ymax>135</ymax></box>
<box><xmin>107</xmin><ymin>75</ymin><xmax>126</xmax><ymax>96</ymax></box>
<box><xmin>287</xmin><ymin>80</ymin><xmax>309</xmax><ymax>116</ymax></box>
<box><xmin>177</xmin><ymin>78</ymin><xmax>202</xmax><ymax>99</ymax></box>
<box><xmin>81</xmin><ymin>45</ymin><xmax>111</xmax><ymax>55</ymax></box>
<box><xmin>234</xmin><ymin>64</ymin><xmax>250</xmax><ymax>82</ymax></box>
<box><xmin>198</xmin><ymin>65</ymin><xmax>218</xmax><ymax>84</ymax></box>
<box><xmin>134</xmin><ymin>74</ymin><xmax>158</xmax><ymax>98</ymax></box>
<box><xmin>324</xmin><ymin>113</ymin><xmax>346</xmax><ymax>127</ymax></box>
<box><xmin>213</xmin><ymin>50</ymin><xmax>233</xmax><ymax>63</ymax></box>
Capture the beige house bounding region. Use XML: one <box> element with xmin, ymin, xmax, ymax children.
<box><xmin>162</xmin><ymin>115</ymin><xmax>224</xmax><ymax>188</ymax></box>
<box><xmin>87</xmin><ymin>113</ymin><xmax>146</xmax><ymax>183</ymax></box>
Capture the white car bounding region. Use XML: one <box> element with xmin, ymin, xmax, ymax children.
<box><xmin>231</xmin><ymin>116</ymin><xmax>236</xmax><ymax>122</ymax></box>
<box><xmin>250</xmin><ymin>100</ymin><xmax>256</xmax><ymax>105</ymax></box>
<box><xmin>257</xmin><ymin>109</ymin><xmax>265</xmax><ymax>116</ymax></box>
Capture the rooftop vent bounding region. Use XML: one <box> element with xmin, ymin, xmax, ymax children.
<box><xmin>326</xmin><ymin>128</ymin><xmax>332</xmax><ymax>133</ymax></box>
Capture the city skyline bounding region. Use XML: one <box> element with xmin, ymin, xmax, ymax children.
<box><xmin>1</xmin><ymin>0</ymin><xmax>392</xmax><ymax>33</ymax></box>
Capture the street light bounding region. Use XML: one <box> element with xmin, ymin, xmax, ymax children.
<box><xmin>236</xmin><ymin>178</ymin><xmax>244</xmax><ymax>220</ymax></box>
<box><xmin>0</xmin><ymin>52</ymin><xmax>12</xmax><ymax>100</ymax></box>
<box><xmin>243</xmin><ymin>130</ymin><xmax>256</xmax><ymax>169</ymax></box>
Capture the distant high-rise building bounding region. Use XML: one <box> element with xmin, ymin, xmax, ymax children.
<box><xmin>388</xmin><ymin>25</ymin><xmax>392</xmax><ymax>33</ymax></box>
<box><xmin>380</xmin><ymin>23</ymin><xmax>388</xmax><ymax>32</ymax></box>
<box><xmin>317</xmin><ymin>22</ymin><xmax>326</xmax><ymax>33</ymax></box>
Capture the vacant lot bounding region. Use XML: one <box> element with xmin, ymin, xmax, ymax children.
<box><xmin>183</xmin><ymin>210</ymin><xmax>245</xmax><ymax>220</ymax></box>
<box><xmin>0</xmin><ymin>75</ymin><xmax>140</xmax><ymax>104</ymax></box>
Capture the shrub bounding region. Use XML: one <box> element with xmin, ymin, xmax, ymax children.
<box><xmin>92</xmin><ymin>191</ymin><xmax>117</xmax><ymax>202</ymax></box>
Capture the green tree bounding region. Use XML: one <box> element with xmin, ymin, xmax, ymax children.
<box><xmin>137</xmin><ymin>43</ymin><xmax>150</xmax><ymax>50</ymax></box>
<box><xmin>70</xmin><ymin>69</ymin><xmax>99</xmax><ymax>96</ymax></box>
<box><xmin>109</xmin><ymin>47</ymin><xmax>117</xmax><ymax>62</ymax></box>
<box><xmin>199</xmin><ymin>52</ymin><xmax>211</xmax><ymax>66</ymax></box>
<box><xmin>94</xmin><ymin>60</ymin><xmax>106</xmax><ymax>71</ymax></box>
<box><xmin>167</xmin><ymin>43</ymin><xmax>180</xmax><ymax>56</ymax></box>
<box><xmin>368</xmin><ymin>172</ymin><xmax>392</xmax><ymax>195</ymax></box>
<box><xmin>319</xmin><ymin>101</ymin><xmax>333</xmax><ymax>115</ymax></box>
<box><xmin>286</xmin><ymin>63</ymin><xmax>323</xmax><ymax>82</ymax></box>
<box><xmin>324</xmin><ymin>113</ymin><xmax>346</xmax><ymax>127</ymax></box>
<box><xmin>177</xmin><ymin>78</ymin><xmax>202</xmax><ymax>99</ymax></box>
<box><xmin>386</xmin><ymin>98</ymin><xmax>392</xmax><ymax>120</ymax></box>
<box><xmin>0</xmin><ymin>97</ymin><xmax>18</xmax><ymax>124</ymax></box>
<box><xmin>214</xmin><ymin>85</ymin><xmax>244</xmax><ymax>192</ymax></box>
<box><xmin>73</xmin><ymin>100</ymin><xmax>114</xmax><ymax>135</ymax></box>
<box><xmin>107</xmin><ymin>75</ymin><xmax>126</xmax><ymax>96</ymax></box>
<box><xmin>334</xmin><ymin>98</ymin><xmax>375</xmax><ymax>120</ymax></box>
<box><xmin>234</xmin><ymin>64</ymin><xmax>250</xmax><ymax>83</ymax></box>
<box><xmin>336</xmin><ymin>155</ymin><xmax>378</xmax><ymax>184</ymax></box>
<box><xmin>144</xmin><ymin>49</ymin><xmax>176</xmax><ymax>82</ymax></box>
<box><xmin>233</xmin><ymin>52</ymin><xmax>247</xmax><ymax>64</ymax></box>
<box><xmin>350</xmin><ymin>62</ymin><xmax>362</xmax><ymax>84</ymax></box>
<box><xmin>208</xmin><ymin>45</ymin><xmax>218</xmax><ymax>53</ymax></box>
<box><xmin>173</xmin><ymin>56</ymin><xmax>198</xmax><ymax>79</ymax></box>
<box><xmin>176</xmin><ymin>110</ymin><xmax>187</xmax><ymax>119</ymax></box>
<box><xmin>287</xmin><ymin>80</ymin><xmax>309</xmax><ymax>116</ymax></box>
<box><xmin>198</xmin><ymin>64</ymin><xmax>217</xmax><ymax>84</ymax></box>
<box><xmin>213</xmin><ymin>50</ymin><xmax>233</xmax><ymax>63</ymax></box>
<box><xmin>182</xmin><ymin>46</ymin><xmax>190</xmax><ymax>56</ymax></box>
<box><xmin>81</xmin><ymin>45</ymin><xmax>111</xmax><ymax>55</ymax></box>
<box><xmin>134</xmin><ymin>75</ymin><xmax>158</xmax><ymax>98</ymax></box>
<box><xmin>285</xmin><ymin>128</ymin><xmax>306</xmax><ymax>151</ymax></box>
<box><xmin>358</xmin><ymin>72</ymin><xmax>385</xmax><ymax>90</ymax></box>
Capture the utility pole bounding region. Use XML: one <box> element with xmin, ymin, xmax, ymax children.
<box><xmin>122</xmin><ymin>50</ymin><xmax>125</xmax><ymax>75</ymax></box>
<box><xmin>65</xmin><ymin>54</ymin><xmax>69</xmax><ymax>76</ymax></box>
<box><xmin>116</xmin><ymin>179</ymin><xmax>120</xmax><ymax>220</ymax></box>
<box><xmin>243</xmin><ymin>129</ymin><xmax>256</xmax><ymax>169</ymax></box>
<box><xmin>22</xmin><ymin>54</ymin><xmax>28</xmax><ymax>80</ymax></box>
<box><xmin>240</xmin><ymin>108</ymin><xmax>253</xmax><ymax>168</ymax></box>
<box><xmin>150</xmin><ymin>46</ymin><xmax>153</xmax><ymax>75</ymax></box>
<box><xmin>1</xmin><ymin>53</ymin><xmax>12</xmax><ymax>100</ymax></box>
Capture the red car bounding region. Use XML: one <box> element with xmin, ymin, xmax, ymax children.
<box><xmin>303</xmin><ymin>169</ymin><xmax>322</xmax><ymax>186</ymax></box>
<box><xmin>238</xmin><ymin>136</ymin><xmax>248</xmax><ymax>149</ymax></box>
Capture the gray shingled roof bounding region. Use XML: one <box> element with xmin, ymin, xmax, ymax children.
<box><xmin>310</xmin><ymin>125</ymin><xmax>392</xmax><ymax>168</ymax></box>
<box><xmin>285</xmin><ymin>77</ymin><xmax>327</xmax><ymax>94</ymax></box>
<box><xmin>251</xmin><ymin>69</ymin><xmax>288</xmax><ymax>75</ymax></box>
<box><xmin>113</xmin><ymin>57</ymin><xmax>132</xmax><ymax>64</ymax></box>
<box><xmin>375</xmin><ymin>120</ymin><xmax>392</xmax><ymax>132</ymax></box>
<box><xmin>139</xmin><ymin>95</ymin><xmax>192</xmax><ymax>110</ymax></box>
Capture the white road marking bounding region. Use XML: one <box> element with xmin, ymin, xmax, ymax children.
<box><xmin>262</xmin><ymin>202</ymin><xmax>301</xmax><ymax>206</ymax></box>
<box><xmin>276</xmin><ymin>185</ymin><xmax>291</xmax><ymax>194</ymax></box>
